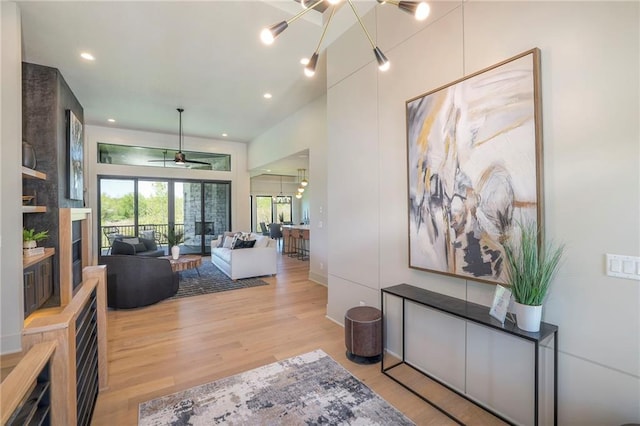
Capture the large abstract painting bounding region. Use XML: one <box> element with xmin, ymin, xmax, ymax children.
<box><xmin>406</xmin><ymin>49</ymin><xmax>542</xmax><ymax>285</ymax></box>
<box><xmin>68</xmin><ymin>110</ymin><xmax>84</xmax><ymax>201</ymax></box>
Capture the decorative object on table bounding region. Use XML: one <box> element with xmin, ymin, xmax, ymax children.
<box><xmin>67</xmin><ymin>109</ymin><xmax>84</xmax><ymax>201</ymax></box>
<box><xmin>23</xmin><ymin>228</ymin><xmax>48</xmax><ymax>256</ymax></box>
<box><xmin>164</xmin><ymin>226</ymin><xmax>184</xmax><ymax>260</ymax></box>
<box><xmin>22</xmin><ymin>140</ymin><xmax>37</xmax><ymax>169</ymax></box>
<box><xmin>167</xmin><ymin>258</ymin><xmax>268</xmax><ymax>301</ymax></box>
<box><xmin>139</xmin><ymin>349</ymin><xmax>414</xmax><ymax>426</ymax></box>
<box><xmin>501</xmin><ymin>221</ymin><xmax>565</xmax><ymax>332</ymax></box>
<box><xmin>489</xmin><ymin>285</ymin><xmax>513</xmax><ymax>324</ymax></box>
<box><xmin>406</xmin><ymin>48</ymin><xmax>543</xmax><ymax>285</ymax></box>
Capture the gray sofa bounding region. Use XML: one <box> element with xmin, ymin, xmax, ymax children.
<box><xmin>111</xmin><ymin>236</ymin><xmax>164</xmax><ymax>257</ymax></box>
<box><xmin>98</xmin><ymin>255</ymin><xmax>178</xmax><ymax>309</ymax></box>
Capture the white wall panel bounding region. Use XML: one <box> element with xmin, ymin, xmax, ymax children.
<box><xmin>405</xmin><ymin>302</ymin><xmax>466</xmax><ymax>392</ymax></box>
<box><xmin>466</xmin><ymin>323</ymin><xmax>536</xmax><ymax>425</ymax></box>
<box><xmin>0</xmin><ymin>2</ymin><xmax>24</xmax><ymax>354</ymax></box>
<box><xmin>327</xmin><ymin>64</ymin><xmax>380</xmax><ymax>288</ymax></box>
<box><xmin>327</xmin><ymin>276</ymin><xmax>380</xmax><ymax>326</ymax></box>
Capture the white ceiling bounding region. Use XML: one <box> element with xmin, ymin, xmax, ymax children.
<box><xmin>17</xmin><ymin>0</ymin><xmax>378</xmax><ymax>174</ymax></box>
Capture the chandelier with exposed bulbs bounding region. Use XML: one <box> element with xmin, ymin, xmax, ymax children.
<box><xmin>260</xmin><ymin>0</ymin><xmax>431</xmax><ymax>77</ymax></box>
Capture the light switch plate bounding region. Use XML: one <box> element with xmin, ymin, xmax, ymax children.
<box><xmin>606</xmin><ymin>254</ymin><xmax>640</xmax><ymax>280</ymax></box>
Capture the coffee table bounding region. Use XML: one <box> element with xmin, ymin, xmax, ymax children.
<box><xmin>160</xmin><ymin>254</ymin><xmax>202</xmax><ymax>276</ymax></box>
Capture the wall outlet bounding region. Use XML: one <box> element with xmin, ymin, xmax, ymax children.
<box><xmin>606</xmin><ymin>254</ymin><xmax>640</xmax><ymax>280</ymax></box>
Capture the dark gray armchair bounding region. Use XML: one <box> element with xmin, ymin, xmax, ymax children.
<box><xmin>98</xmin><ymin>255</ymin><xmax>179</xmax><ymax>309</ymax></box>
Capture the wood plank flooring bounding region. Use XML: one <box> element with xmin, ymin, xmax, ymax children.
<box><xmin>91</xmin><ymin>254</ymin><xmax>503</xmax><ymax>425</ymax></box>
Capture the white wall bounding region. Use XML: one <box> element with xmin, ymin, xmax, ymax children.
<box><xmin>85</xmin><ymin>125</ymin><xmax>251</xmax><ymax>250</ymax></box>
<box><xmin>0</xmin><ymin>2</ymin><xmax>24</xmax><ymax>354</ymax></box>
<box><xmin>249</xmin><ymin>96</ymin><xmax>328</xmax><ymax>285</ymax></box>
<box><xmin>326</xmin><ymin>1</ymin><xmax>639</xmax><ymax>424</ymax></box>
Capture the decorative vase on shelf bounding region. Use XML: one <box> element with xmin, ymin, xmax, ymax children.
<box><xmin>23</xmin><ymin>240</ymin><xmax>37</xmax><ymax>249</ymax></box>
<box><xmin>22</xmin><ymin>140</ymin><xmax>37</xmax><ymax>169</ymax></box>
<box><xmin>171</xmin><ymin>245</ymin><xmax>180</xmax><ymax>260</ymax></box>
<box><xmin>513</xmin><ymin>302</ymin><xmax>542</xmax><ymax>332</ymax></box>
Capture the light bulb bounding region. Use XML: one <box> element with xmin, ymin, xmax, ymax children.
<box><xmin>301</xmin><ymin>179</ymin><xmax>308</xmax><ymax>187</ymax></box>
<box><xmin>260</xmin><ymin>28</ymin><xmax>275</xmax><ymax>45</ymax></box>
<box><xmin>298</xmin><ymin>187</ymin><xmax>305</xmax><ymax>193</ymax></box>
<box><xmin>379</xmin><ymin>60</ymin><xmax>391</xmax><ymax>72</ymax></box>
<box><xmin>295</xmin><ymin>193</ymin><xmax>302</xmax><ymax>199</ymax></box>
<box><xmin>415</xmin><ymin>2</ymin><xmax>430</xmax><ymax>20</ymax></box>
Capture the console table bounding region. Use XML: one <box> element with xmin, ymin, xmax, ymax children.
<box><xmin>381</xmin><ymin>284</ymin><xmax>558</xmax><ymax>425</ymax></box>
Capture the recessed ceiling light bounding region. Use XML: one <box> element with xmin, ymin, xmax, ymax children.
<box><xmin>222</xmin><ymin>133</ymin><xmax>228</xmax><ymax>137</ymax></box>
<box><xmin>263</xmin><ymin>93</ymin><xmax>272</xmax><ymax>99</ymax></box>
<box><xmin>107</xmin><ymin>118</ymin><xmax>116</xmax><ymax>123</ymax></box>
<box><xmin>300</xmin><ymin>58</ymin><xmax>309</xmax><ymax>65</ymax></box>
<box><xmin>80</xmin><ymin>52</ymin><xmax>95</xmax><ymax>61</ymax></box>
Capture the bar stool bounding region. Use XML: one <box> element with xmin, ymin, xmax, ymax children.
<box><xmin>297</xmin><ymin>229</ymin><xmax>309</xmax><ymax>261</ymax></box>
<box><xmin>287</xmin><ymin>229</ymin><xmax>299</xmax><ymax>258</ymax></box>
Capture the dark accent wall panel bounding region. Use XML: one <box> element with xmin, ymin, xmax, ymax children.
<box><xmin>22</xmin><ymin>62</ymin><xmax>84</xmax><ymax>302</ymax></box>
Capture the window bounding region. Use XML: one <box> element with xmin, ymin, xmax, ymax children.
<box><xmin>98</xmin><ymin>142</ymin><xmax>231</xmax><ymax>171</ymax></box>
<box><xmin>256</xmin><ymin>196</ymin><xmax>273</xmax><ymax>226</ymax></box>
<box><xmin>99</xmin><ymin>176</ymin><xmax>231</xmax><ymax>255</ymax></box>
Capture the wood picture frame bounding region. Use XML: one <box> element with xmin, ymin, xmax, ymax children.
<box><xmin>406</xmin><ymin>48</ymin><xmax>543</xmax><ymax>285</ymax></box>
<box><xmin>67</xmin><ymin>110</ymin><xmax>84</xmax><ymax>201</ymax></box>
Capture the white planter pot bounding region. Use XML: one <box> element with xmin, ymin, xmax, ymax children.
<box><xmin>171</xmin><ymin>245</ymin><xmax>180</xmax><ymax>260</ymax></box>
<box><xmin>23</xmin><ymin>240</ymin><xmax>37</xmax><ymax>249</ymax></box>
<box><xmin>513</xmin><ymin>302</ymin><xmax>542</xmax><ymax>332</ymax></box>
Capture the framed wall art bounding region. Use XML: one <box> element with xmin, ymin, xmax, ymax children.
<box><xmin>67</xmin><ymin>109</ymin><xmax>84</xmax><ymax>201</ymax></box>
<box><xmin>406</xmin><ymin>48</ymin><xmax>543</xmax><ymax>285</ymax></box>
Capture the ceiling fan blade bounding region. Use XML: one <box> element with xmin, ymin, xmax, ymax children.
<box><xmin>184</xmin><ymin>159</ymin><xmax>211</xmax><ymax>165</ymax></box>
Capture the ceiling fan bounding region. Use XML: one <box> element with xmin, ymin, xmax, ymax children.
<box><xmin>149</xmin><ymin>108</ymin><xmax>210</xmax><ymax>166</ymax></box>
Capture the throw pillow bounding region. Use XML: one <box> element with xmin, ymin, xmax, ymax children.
<box><xmin>223</xmin><ymin>236</ymin><xmax>234</xmax><ymax>249</ymax></box>
<box><xmin>253</xmin><ymin>235</ymin><xmax>268</xmax><ymax>248</ymax></box>
<box><xmin>216</xmin><ymin>235</ymin><xmax>225</xmax><ymax>248</ymax></box>
<box><xmin>122</xmin><ymin>237</ymin><xmax>139</xmax><ymax>245</ymax></box>
<box><xmin>133</xmin><ymin>242</ymin><xmax>147</xmax><ymax>253</ymax></box>
<box><xmin>232</xmin><ymin>238</ymin><xmax>244</xmax><ymax>250</ymax></box>
<box><xmin>243</xmin><ymin>239</ymin><xmax>256</xmax><ymax>248</ymax></box>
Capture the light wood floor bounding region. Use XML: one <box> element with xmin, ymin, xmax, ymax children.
<box><xmin>92</xmin><ymin>254</ymin><xmax>504</xmax><ymax>425</ymax></box>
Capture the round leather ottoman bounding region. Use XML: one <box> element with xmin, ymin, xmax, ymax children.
<box><xmin>345</xmin><ymin>306</ymin><xmax>382</xmax><ymax>364</ymax></box>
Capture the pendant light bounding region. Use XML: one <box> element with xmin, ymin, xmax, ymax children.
<box><xmin>261</xmin><ymin>0</ymin><xmax>431</xmax><ymax>76</ymax></box>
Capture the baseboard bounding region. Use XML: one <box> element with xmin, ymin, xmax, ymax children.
<box><xmin>309</xmin><ymin>271</ymin><xmax>327</xmax><ymax>286</ymax></box>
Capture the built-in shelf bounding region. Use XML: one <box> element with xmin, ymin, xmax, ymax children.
<box><xmin>22</xmin><ymin>166</ymin><xmax>47</xmax><ymax>213</ymax></box>
<box><xmin>22</xmin><ymin>166</ymin><xmax>47</xmax><ymax>180</ymax></box>
<box><xmin>22</xmin><ymin>206</ymin><xmax>47</xmax><ymax>214</ymax></box>
<box><xmin>23</xmin><ymin>247</ymin><xmax>55</xmax><ymax>269</ymax></box>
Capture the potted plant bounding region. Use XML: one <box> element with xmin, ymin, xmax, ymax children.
<box><xmin>164</xmin><ymin>227</ymin><xmax>184</xmax><ymax>260</ymax></box>
<box><xmin>23</xmin><ymin>228</ymin><xmax>48</xmax><ymax>249</ymax></box>
<box><xmin>501</xmin><ymin>221</ymin><xmax>565</xmax><ymax>332</ymax></box>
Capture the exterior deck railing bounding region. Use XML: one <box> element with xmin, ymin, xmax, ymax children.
<box><xmin>100</xmin><ymin>223</ymin><xmax>184</xmax><ymax>250</ymax></box>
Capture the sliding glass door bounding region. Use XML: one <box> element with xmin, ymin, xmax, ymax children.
<box><xmin>99</xmin><ymin>176</ymin><xmax>231</xmax><ymax>255</ymax></box>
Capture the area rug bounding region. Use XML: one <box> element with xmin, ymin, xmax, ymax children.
<box><xmin>167</xmin><ymin>256</ymin><xmax>268</xmax><ymax>300</ymax></box>
<box><xmin>138</xmin><ymin>349</ymin><xmax>414</xmax><ymax>425</ymax></box>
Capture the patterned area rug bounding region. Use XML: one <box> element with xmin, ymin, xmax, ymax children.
<box><xmin>138</xmin><ymin>349</ymin><xmax>414</xmax><ymax>425</ymax></box>
<box><xmin>167</xmin><ymin>257</ymin><xmax>268</xmax><ymax>300</ymax></box>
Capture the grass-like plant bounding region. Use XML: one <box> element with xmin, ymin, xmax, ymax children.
<box><xmin>502</xmin><ymin>221</ymin><xmax>565</xmax><ymax>306</ymax></box>
<box><xmin>164</xmin><ymin>227</ymin><xmax>184</xmax><ymax>247</ymax></box>
<box><xmin>23</xmin><ymin>228</ymin><xmax>49</xmax><ymax>242</ymax></box>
